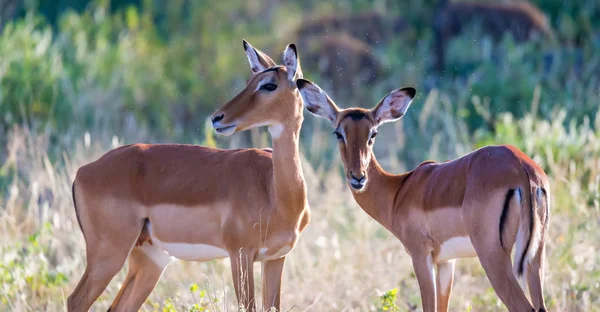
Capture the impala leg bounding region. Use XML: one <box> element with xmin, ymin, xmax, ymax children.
<box><xmin>107</xmin><ymin>245</ymin><xmax>171</xmax><ymax>312</ymax></box>
<box><xmin>67</xmin><ymin>240</ymin><xmax>133</xmax><ymax>312</ymax></box>
<box><xmin>472</xmin><ymin>244</ymin><xmax>533</xmax><ymax>311</ymax></box>
<box><xmin>435</xmin><ymin>260</ymin><xmax>455</xmax><ymax>312</ymax></box>
<box><xmin>262</xmin><ymin>257</ymin><xmax>285</xmax><ymax>311</ymax></box>
<box><xmin>230</xmin><ymin>249</ymin><xmax>256</xmax><ymax>312</ymax></box>
<box><xmin>67</xmin><ymin>197</ymin><xmax>145</xmax><ymax>312</ymax></box>
<box><xmin>411</xmin><ymin>252</ymin><xmax>437</xmax><ymax>312</ymax></box>
<box><xmin>527</xmin><ymin>244</ymin><xmax>547</xmax><ymax>311</ymax></box>
<box><xmin>466</xmin><ymin>218</ymin><xmax>534</xmax><ymax>311</ymax></box>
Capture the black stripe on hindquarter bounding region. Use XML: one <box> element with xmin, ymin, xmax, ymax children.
<box><xmin>541</xmin><ymin>187</ymin><xmax>549</xmax><ymax>229</ymax></box>
<box><xmin>72</xmin><ymin>182</ymin><xmax>85</xmax><ymax>236</ymax></box>
<box><xmin>499</xmin><ymin>188</ymin><xmax>515</xmax><ymax>249</ymax></box>
<box><xmin>518</xmin><ymin>187</ymin><xmax>536</xmax><ymax>275</ymax></box>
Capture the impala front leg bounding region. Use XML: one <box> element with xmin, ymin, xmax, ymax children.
<box><xmin>262</xmin><ymin>257</ymin><xmax>286</xmax><ymax>311</ymax></box>
<box><xmin>412</xmin><ymin>252</ymin><xmax>437</xmax><ymax>312</ymax></box>
<box><xmin>230</xmin><ymin>249</ymin><xmax>256</xmax><ymax>312</ymax></box>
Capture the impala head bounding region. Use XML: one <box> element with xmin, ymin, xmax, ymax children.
<box><xmin>297</xmin><ymin>79</ymin><xmax>415</xmax><ymax>191</ymax></box>
<box><xmin>211</xmin><ymin>40</ymin><xmax>303</xmax><ymax>136</ymax></box>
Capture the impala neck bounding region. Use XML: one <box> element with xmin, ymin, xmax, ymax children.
<box><xmin>351</xmin><ymin>155</ymin><xmax>410</xmax><ymax>231</ymax></box>
<box><xmin>268</xmin><ymin>94</ymin><xmax>307</xmax><ymax>217</ymax></box>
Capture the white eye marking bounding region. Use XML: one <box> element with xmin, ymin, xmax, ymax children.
<box><xmin>254</xmin><ymin>77</ymin><xmax>275</xmax><ymax>92</ymax></box>
<box><xmin>369</xmin><ymin>128</ymin><xmax>378</xmax><ymax>140</ymax></box>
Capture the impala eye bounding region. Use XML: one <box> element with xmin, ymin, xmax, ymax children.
<box><xmin>334</xmin><ymin>131</ymin><xmax>344</xmax><ymax>142</ymax></box>
<box><xmin>368</xmin><ymin>132</ymin><xmax>377</xmax><ymax>144</ymax></box>
<box><xmin>260</xmin><ymin>83</ymin><xmax>278</xmax><ymax>91</ymax></box>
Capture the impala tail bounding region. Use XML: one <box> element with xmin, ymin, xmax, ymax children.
<box><xmin>512</xmin><ymin>175</ymin><xmax>549</xmax><ymax>288</ymax></box>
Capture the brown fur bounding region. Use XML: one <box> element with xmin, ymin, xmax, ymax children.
<box><xmin>433</xmin><ymin>0</ymin><xmax>554</xmax><ymax>71</ymax></box>
<box><xmin>67</xmin><ymin>42</ymin><xmax>310</xmax><ymax>312</ymax></box>
<box><xmin>299</xmin><ymin>82</ymin><xmax>550</xmax><ymax>311</ymax></box>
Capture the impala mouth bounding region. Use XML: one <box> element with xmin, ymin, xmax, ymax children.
<box><xmin>214</xmin><ymin>123</ymin><xmax>238</xmax><ymax>136</ymax></box>
<box><xmin>349</xmin><ymin>180</ymin><xmax>366</xmax><ymax>191</ymax></box>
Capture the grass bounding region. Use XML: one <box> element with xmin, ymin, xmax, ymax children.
<box><xmin>1</xmin><ymin>103</ymin><xmax>599</xmax><ymax>311</ymax></box>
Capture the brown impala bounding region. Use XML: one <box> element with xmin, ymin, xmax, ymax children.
<box><xmin>296</xmin><ymin>79</ymin><xmax>549</xmax><ymax>312</ymax></box>
<box><xmin>67</xmin><ymin>41</ymin><xmax>310</xmax><ymax>312</ymax></box>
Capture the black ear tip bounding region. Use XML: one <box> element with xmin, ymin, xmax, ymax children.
<box><xmin>288</xmin><ymin>43</ymin><xmax>297</xmax><ymax>54</ymax></box>
<box><xmin>296</xmin><ymin>78</ymin><xmax>310</xmax><ymax>89</ymax></box>
<box><xmin>401</xmin><ymin>87</ymin><xmax>416</xmax><ymax>99</ymax></box>
<box><xmin>242</xmin><ymin>39</ymin><xmax>249</xmax><ymax>51</ymax></box>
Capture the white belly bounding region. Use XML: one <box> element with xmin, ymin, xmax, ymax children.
<box><xmin>146</xmin><ymin>223</ymin><xmax>229</xmax><ymax>262</ymax></box>
<box><xmin>256</xmin><ymin>244</ymin><xmax>293</xmax><ymax>261</ymax></box>
<box><xmin>437</xmin><ymin>236</ymin><xmax>477</xmax><ymax>262</ymax></box>
<box><xmin>153</xmin><ymin>239</ymin><xmax>229</xmax><ymax>262</ymax></box>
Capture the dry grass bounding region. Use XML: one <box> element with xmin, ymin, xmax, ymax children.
<box><xmin>1</xmin><ymin>118</ymin><xmax>599</xmax><ymax>312</ymax></box>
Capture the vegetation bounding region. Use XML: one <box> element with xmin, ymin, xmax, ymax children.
<box><xmin>0</xmin><ymin>0</ymin><xmax>599</xmax><ymax>311</ymax></box>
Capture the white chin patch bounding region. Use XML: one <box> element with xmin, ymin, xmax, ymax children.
<box><xmin>268</xmin><ymin>123</ymin><xmax>285</xmax><ymax>138</ymax></box>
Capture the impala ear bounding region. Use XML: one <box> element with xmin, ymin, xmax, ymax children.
<box><xmin>297</xmin><ymin>79</ymin><xmax>339</xmax><ymax>125</ymax></box>
<box><xmin>282</xmin><ymin>43</ymin><xmax>303</xmax><ymax>81</ymax></box>
<box><xmin>371</xmin><ymin>87</ymin><xmax>416</xmax><ymax>125</ymax></box>
<box><xmin>243</xmin><ymin>39</ymin><xmax>276</xmax><ymax>73</ymax></box>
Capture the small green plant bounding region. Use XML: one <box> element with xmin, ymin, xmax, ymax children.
<box><xmin>0</xmin><ymin>223</ymin><xmax>69</xmax><ymax>309</ymax></box>
<box><xmin>163</xmin><ymin>298</ymin><xmax>177</xmax><ymax>312</ymax></box>
<box><xmin>378</xmin><ymin>288</ymin><xmax>400</xmax><ymax>312</ymax></box>
<box><xmin>148</xmin><ymin>283</ymin><xmax>219</xmax><ymax>312</ymax></box>
<box><xmin>189</xmin><ymin>283</ymin><xmax>209</xmax><ymax>312</ymax></box>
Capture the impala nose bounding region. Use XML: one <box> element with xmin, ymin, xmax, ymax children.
<box><xmin>211</xmin><ymin>113</ymin><xmax>224</xmax><ymax>124</ymax></box>
<box><xmin>349</xmin><ymin>172</ymin><xmax>367</xmax><ymax>190</ymax></box>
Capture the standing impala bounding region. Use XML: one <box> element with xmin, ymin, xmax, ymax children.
<box><xmin>67</xmin><ymin>41</ymin><xmax>310</xmax><ymax>312</ymax></box>
<box><xmin>297</xmin><ymin>79</ymin><xmax>549</xmax><ymax>312</ymax></box>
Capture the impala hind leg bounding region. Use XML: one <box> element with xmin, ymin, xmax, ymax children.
<box><xmin>471</xmin><ymin>242</ymin><xmax>533</xmax><ymax>311</ymax></box>
<box><xmin>107</xmin><ymin>244</ymin><xmax>171</xmax><ymax>311</ymax></box>
<box><xmin>465</xmin><ymin>213</ymin><xmax>534</xmax><ymax>310</ymax></box>
<box><xmin>67</xmin><ymin>199</ymin><xmax>144</xmax><ymax>312</ymax></box>
<box><xmin>67</xmin><ymin>239</ymin><xmax>136</xmax><ymax>312</ymax></box>
<box><xmin>526</xmin><ymin>244</ymin><xmax>547</xmax><ymax>311</ymax></box>
<box><xmin>436</xmin><ymin>260</ymin><xmax>455</xmax><ymax>312</ymax></box>
<box><xmin>230</xmin><ymin>249</ymin><xmax>256</xmax><ymax>312</ymax></box>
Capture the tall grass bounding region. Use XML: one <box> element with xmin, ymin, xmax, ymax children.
<box><xmin>2</xmin><ymin>104</ymin><xmax>599</xmax><ymax>311</ymax></box>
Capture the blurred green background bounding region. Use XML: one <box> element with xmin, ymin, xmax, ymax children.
<box><xmin>0</xmin><ymin>0</ymin><xmax>600</xmax><ymax>311</ymax></box>
<box><xmin>0</xmin><ymin>0</ymin><xmax>598</xmax><ymax>167</ymax></box>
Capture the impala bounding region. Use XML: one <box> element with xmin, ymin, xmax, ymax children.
<box><xmin>67</xmin><ymin>40</ymin><xmax>310</xmax><ymax>312</ymax></box>
<box><xmin>297</xmin><ymin>79</ymin><xmax>549</xmax><ymax>312</ymax></box>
